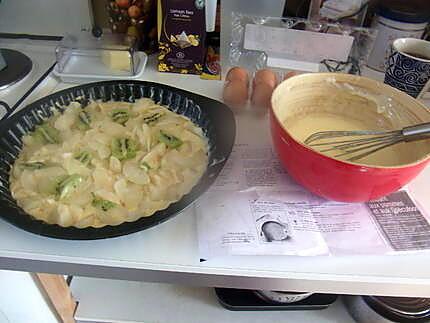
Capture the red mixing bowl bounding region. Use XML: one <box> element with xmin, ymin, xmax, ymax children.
<box><xmin>270</xmin><ymin>73</ymin><xmax>430</xmax><ymax>202</ymax></box>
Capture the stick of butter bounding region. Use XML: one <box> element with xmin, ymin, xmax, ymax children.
<box><xmin>101</xmin><ymin>50</ymin><xmax>132</xmax><ymax>72</ymax></box>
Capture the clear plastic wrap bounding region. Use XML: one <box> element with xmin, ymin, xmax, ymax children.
<box><xmin>229</xmin><ymin>13</ymin><xmax>377</xmax><ymax>77</ymax></box>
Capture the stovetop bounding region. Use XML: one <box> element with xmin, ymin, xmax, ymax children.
<box><xmin>0</xmin><ymin>38</ymin><xmax>58</xmax><ymax>115</ymax></box>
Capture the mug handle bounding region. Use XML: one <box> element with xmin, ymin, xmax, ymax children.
<box><xmin>417</xmin><ymin>79</ymin><xmax>430</xmax><ymax>100</ymax></box>
<box><xmin>386</xmin><ymin>44</ymin><xmax>395</xmax><ymax>70</ymax></box>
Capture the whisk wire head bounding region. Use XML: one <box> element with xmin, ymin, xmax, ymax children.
<box><xmin>303</xmin><ymin>122</ymin><xmax>430</xmax><ymax>162</ymax></box>
<box><xmin>304</xmin><ymin>130</ymin><xmax>404</xmax><ymax>161</ymax></box>
<box><xmin>333</xmin><ymin>137</ymin><xmax>404</xmax><ymax>161</ymax></box>
<box><xmin>304</xmin><ymin>130</ymin><xmax>399</xmax><ymax>145</ymax></box>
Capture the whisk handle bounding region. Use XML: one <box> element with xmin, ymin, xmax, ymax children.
<box><xmin>402</xmin><ymin>122</ymin><xmax>430</xmax><ymax>139</ymax></box>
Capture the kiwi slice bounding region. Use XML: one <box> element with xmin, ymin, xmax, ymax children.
<box><xmin>92</xmin><ymin>194</ymin><xmax>117</xmax><ymax>212</ymax></box>
<box><xmin>74</xmin><ymin>151</ymin><xmax>92</xmax><ymax>166</ymax></box>
<box><xmin>139</xmin><ymin>161</ymin><xmax>151</xmax><ymax>171</ymax></box>
<box><xmin>33</xmin><ymin>124</ymin><xmax>61</xmax><ymax>144</ymax></box>
<box><xmin>20</xmin><ymin>162</ymin><xmax>46</xmax><ymax>170</ymax></box>
<box><xmin>56</xmin><ymin>174</ymin><xmax>83</xmax><ymax>200</ymax></box>
<box><xmin>158</xmin><ymin>130</ymin><xmax>183</xmax><ymax>149</ymax></box>
<box><xmin>111</xmin><ymin>137</ymin><xmax>138</xmax><ymax>161</ymax></box>
<box><xmin>111</xmin><ymin>109</ymin><xmax>129</xmax><ymax>125</ymax></box>
<box><xmin>143</xmin><ymin>112</ymin><xmax>163</xmax><ymax>124</ymax></box>
<box><xmin>77</xmin><ymin>110</ymin><xmax>91</xmax><ymax>130</ymax></box>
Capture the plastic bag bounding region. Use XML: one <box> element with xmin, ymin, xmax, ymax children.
<box><xmin>229</xmin><ymin>12</ymin><xmax>377</xmax><ymax>77</ymax></box>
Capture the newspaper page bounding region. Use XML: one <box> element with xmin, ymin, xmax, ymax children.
<box><xmin>196</xmin><ymin>144</ymin><xmax>430</xmax><ymax>259</ymax></box>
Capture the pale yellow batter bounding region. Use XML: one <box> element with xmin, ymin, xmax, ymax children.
<box><xmin>272</xmin><ymin>74</ymin><xmax>430</xmax><ymax>168</ymax></box>
<box><xmin>286</xmin><ymin>112</ymin><xmax>407</xmax><ymax>166</ymax></box>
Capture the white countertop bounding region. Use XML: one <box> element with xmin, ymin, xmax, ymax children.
<box><xmin>2</xmin><ymin>57</ymin><xmax>430</xmax><ymax>297</ymax></box>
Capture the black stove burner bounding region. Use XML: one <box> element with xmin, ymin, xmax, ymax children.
<box><xmin>0</xmin><ymin>49</ymin><xmax>32</xmax><ymax>90</ymax></box>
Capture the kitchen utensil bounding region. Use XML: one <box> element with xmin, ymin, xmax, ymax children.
<box><xmin>270</xmin><ymin>73</ymin><xmax>430</xmax><ymax>202</ymax></box>
<box><xmin>254</xmin><ymin>290</ymin><xmax>313</xmax><ymax>304</ymax></box>
<box><xmin>384</xmin><ymin>38</ymin><xmax>430</xmax><ymax>99</ymax></box>
<box><xmin>344</xmin><ymin>295</ymin><xmax>393</xmax><ymax>323</ymax></box>
<box><xmin>0</xmin><ymin>80</ymin><xmax>235</xmax><ymax>239</ymax></box>
<box><xmin>205</xmin><ymin>0</ymin><xmax>217</xmax><ymax>32</ymax></box>
<box><xmin>304</xmin><ymin>122</ymin><xmax>430</xmax><ymax>162</ymax></box>
<box><xmin>369</xmin><ymin>296</ymin><xmax>430</xmax><ymax>321</ymax></box>
<box><xmin>215</xmin><ymin>288</ymin><xmax>337</xmax><ymax>311</ymax></box>
<box><xmin>344</xmin><ymin>295</ymin><xmax>430</xmax><ymax>322</ymax></box>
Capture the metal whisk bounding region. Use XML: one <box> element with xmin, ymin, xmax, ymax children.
<box><xmin>304</xmin><ymin>122</ymin><xmax>430</xmax><ymax>162</ymax></box>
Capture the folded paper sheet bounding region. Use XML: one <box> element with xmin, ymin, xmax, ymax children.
<box><xmin>196</xmin><ymin>143</ymin><xmax>430</xmax><ymax>259</ymax></box>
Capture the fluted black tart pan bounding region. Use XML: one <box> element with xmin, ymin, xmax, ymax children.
<box><xmin>0</xmin><ymin>80</ymin><xmax>235</xmax><ymax>239</ymax></box>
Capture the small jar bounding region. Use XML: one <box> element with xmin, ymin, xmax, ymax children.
<box><xmin>366</xmin><ymin>1</ymin><xmax>430</xmax><ymax>72</ymax></box>
<box><xmin>106</xmin><ymin>0</ymin><xmax>157</xmax><ymax>54</ymax></box>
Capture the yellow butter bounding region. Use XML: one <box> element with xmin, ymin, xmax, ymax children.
<box><xmin>101</xmin><ymin>51</ymin><xmax>131</xmax><ymax>72</ymax></box>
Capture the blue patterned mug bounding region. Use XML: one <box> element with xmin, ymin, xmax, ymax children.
<box><xmin>384</xmin><ymin>38</ymin><xmax>430</xmax><ymax>99</ymax></box>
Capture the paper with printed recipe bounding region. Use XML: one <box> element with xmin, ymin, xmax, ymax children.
<box><xmin>195</xmin><ymin>143</ymin><xmax>430</xmax><ymax>259</ymax></box>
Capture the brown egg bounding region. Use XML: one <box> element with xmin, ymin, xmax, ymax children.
<box><xmin>226</xmin><ymin>67</ymin><xmax>249</xmax><ymax>85</ymax></box>
<box><xmin>223</xmin><ymin>81</ymin><xmax>248</xmax><ymax>108</ymax></box>
<box><xmin>251</xmin><ymin>82</ymin><xmax>275</xmax><ymax>109</ymax></box>
<box><xmin>283</xmin><ymin>71</ymin><xmax>298</xmax><ymax>81</ymax></box>
<box><xmin>253</xmin><ymin>69</ymin><xmax>277</xmax><ymax>89</ymax></box>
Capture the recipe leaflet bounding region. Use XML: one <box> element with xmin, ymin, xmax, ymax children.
<box><xmin>195</xmin><ymin>143</ymin><xmax>430</xmax><ymax>259</ymax></box>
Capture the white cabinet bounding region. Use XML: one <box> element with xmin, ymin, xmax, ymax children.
<box><xmin>0</xmin><ymin>270</ymin><xmax>58</xmax><ymax>323</ymax></box>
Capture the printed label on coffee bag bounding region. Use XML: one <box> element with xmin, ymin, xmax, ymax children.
<box><xmin>158</xmin><ymin>0</ymin><xmax>206</xmax><ymax>74</ymax></box>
